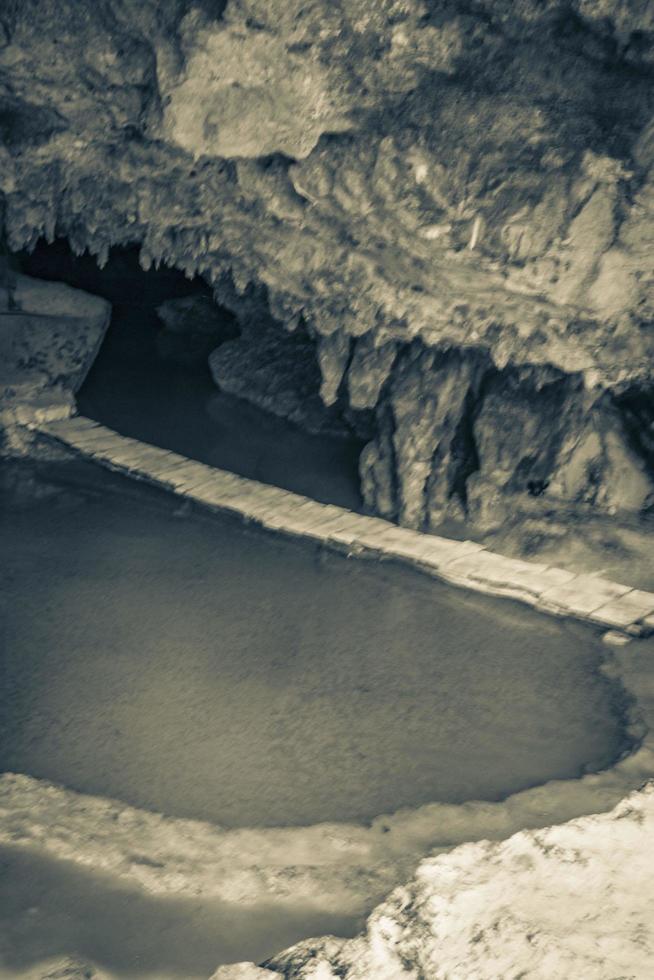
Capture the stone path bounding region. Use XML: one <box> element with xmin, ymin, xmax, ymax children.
<box><xmin>32</xmin><ymin>415</ymin><xmax>654</xmax><ymax>637</ymax></box>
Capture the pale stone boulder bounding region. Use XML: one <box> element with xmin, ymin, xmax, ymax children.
<box><xmin>266</xmin><ymin>783</ymin><xmax>654</xmax><ymax>979</ymax></box>
<box><xmin>0</xmin><ymin>273</ymin><xmax>111</xmax><ymax>440</ymax></box>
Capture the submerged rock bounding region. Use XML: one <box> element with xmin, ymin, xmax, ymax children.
<box><xmin>20</xmin><ymin>957</ymin><xmax>108</xmax><ymax>980</ymax></box>
<box><xmin>0</xmin><ymin>273</ymin><xmax>111</xmax><ymax>449</ymax></box>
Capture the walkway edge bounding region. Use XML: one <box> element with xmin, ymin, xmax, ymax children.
<box><xmin>30</xmin><ymin>416</ymin><xmax>654</xmax><ymax>638</ymax></box>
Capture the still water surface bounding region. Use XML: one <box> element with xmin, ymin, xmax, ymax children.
<box><xmin>1</xmin><ymin>460</ymin><xmax>627</xmax><ymax>829</ymax></box>
<box><xmin>0</xmin><ymin>844</ymin><xmax>358</xmax><ymax>979</ymax></box>
<box><xmin>24</xmin><ymin>238</ymin><xmax>365</xmax><ymax>511</ymax></box>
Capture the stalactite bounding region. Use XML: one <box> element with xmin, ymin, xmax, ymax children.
<box><xmin>0</xmin><ymin>0</ymin><xmax>652</xmax><ymax>527</ymax></box>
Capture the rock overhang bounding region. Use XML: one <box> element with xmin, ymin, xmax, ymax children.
<box><xmin>2</xmin><ymin>0</ymin><xmax>654</xmax><ymax>524</ymax></box>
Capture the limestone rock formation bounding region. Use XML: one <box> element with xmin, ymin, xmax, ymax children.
<box><xmin>208</xmin><ymin>311</ymin><xmax>352</xmax><ymax>436</ymax></box>
<box><xmin>263</xmin><ymin>782</ymin><xmax>654</xmax><ymax>979</ymax></box>
<box><xmin>0</xmin><ymin>273</ymin><xmax>111</xmax><ymax>448</ymax></box>
<box><xmin>1</xmin><ymin>0</ymin><xmax>653</xmax><ymax>525</ymax></box>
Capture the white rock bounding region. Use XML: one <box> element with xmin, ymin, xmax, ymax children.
<box><xmin>267</xmin><ymin>783</ymin><xmax>654</xmax><ymax>979</ymax></box>
<box><xmin>209</xmin><ymin>964</ymin><xmax>278</xmax><ymax>979</ymax></box>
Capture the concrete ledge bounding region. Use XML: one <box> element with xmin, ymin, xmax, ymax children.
<box><xmin>32</xmin><ymin>416</ymin><xmax>654</xmax><ymax>638</ymax></box>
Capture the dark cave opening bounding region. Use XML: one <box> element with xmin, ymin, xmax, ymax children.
<box><xmin>18</xmin><ymin>239</ymin><xmax>365</xmax><ymax>510</ymax></box>
<box><xmin>616</xmin><ymin>385</ymin><xmax>654</xmax><ymax>484</ymax></box>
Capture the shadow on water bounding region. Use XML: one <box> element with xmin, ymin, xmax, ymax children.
<box><xmin>19</xmin><ymin>240</ymin><xmax>365</xmax><ymax>511</ymax></box>
<box><xmin>0</xmin><ymin>846</ymin><xmax>359</xmax><ymax>979</ymax></box>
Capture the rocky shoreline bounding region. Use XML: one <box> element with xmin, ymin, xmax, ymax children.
<box><xmin>1</xmin><ymin>626</ymin><xmax>652</xmax><ymax>978</ymax></box>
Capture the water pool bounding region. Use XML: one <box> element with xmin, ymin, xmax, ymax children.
<box><xmin>22</xmin><ymin>239</ymin><xmax>365</xmax><ymax>511</ymax></box>
<box><xmin>0</xmin><ymin>845</ymin><xmax>358</xmax><ymax>980</ymax></box>
<box><xmin>0</xmin><ymin>459</ymin><xmax>628</xmax><ymax>829</ymax></box>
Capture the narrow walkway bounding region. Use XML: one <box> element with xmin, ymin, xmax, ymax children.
<box><xmin>32</xmin><ymin>415</ymin><xmax>654</xmax><ymax>638</ymax></box>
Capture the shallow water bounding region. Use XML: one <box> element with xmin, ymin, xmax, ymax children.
<box><xmin>0</xmin><ymin>459</ymin><xmax>628</xmax><ymax>828</ymax></box>
<box><xmin>79</xmin><ymin>339</ymin><xmax>364</xmax><ymax>511</ymax></box>
<box><xmin>0</xmin><ymin>845</ymin><xmax>357</xmax><ymax>979</ymax></box>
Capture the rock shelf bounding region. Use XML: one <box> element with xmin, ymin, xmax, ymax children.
<box><xmin>32</xmin><ymin>414</ymin><xmax>654</xmax><ymax>638</ymax></box>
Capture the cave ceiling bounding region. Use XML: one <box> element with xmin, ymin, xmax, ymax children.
<box><xmin>0</xmin><ymin>0</ymin><xmax>653</xmax><ymax>390</ymax></box>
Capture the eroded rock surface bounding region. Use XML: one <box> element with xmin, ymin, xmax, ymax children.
<box><xmin>1</xmin><ymin>0</ymin><xmax>653</xmax><ymax>522</ymax></box>
<box><xmin>208</xmin><ymin>311</ymin><xmax>351</xmax><ymax>436</ymax></box>
<box><xmin>264</xmin><ymin>782</ymin><xmax>654</xmax><ymax>979</ymax></box>
<box><xmin>0</xmin><ymin>273</ymin><xmax>111</xmax><ymax>450</ymax></box>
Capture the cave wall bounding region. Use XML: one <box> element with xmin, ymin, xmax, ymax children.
<box><xmin>1</xmin><ymin>0</ymin><xmax>653</xmax><ymax>525</ymax></box>
<box><xmin>352</xmin><ymin>342</ymin><xmax>653</xmax><ymax>531</ymax></box>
